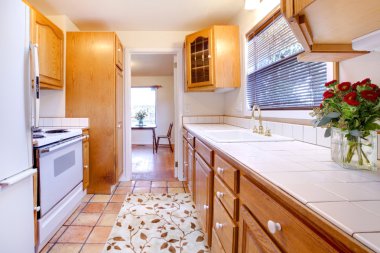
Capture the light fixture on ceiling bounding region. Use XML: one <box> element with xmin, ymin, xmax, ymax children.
<box><xmin>244</xmin><ymin>0</ymin><xmax>260</xmax><ymax>10</ymax></box>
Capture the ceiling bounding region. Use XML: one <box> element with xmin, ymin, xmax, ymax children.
<box><xmin>28</xmin><ymin>0</ymin><xmax>244</xmax><ymax>31</ymax></box>
<box><xmin>131</xmin><ymin>54</ymin><xmax>174</xmax><ymax>76</ymax></box>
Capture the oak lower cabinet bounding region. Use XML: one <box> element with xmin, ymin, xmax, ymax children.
<box><xmin>66</xmin><ymin>32</ymin><xmax>124</xmax><ymax>194</ymax></box>
<box><xmin>185</xmin><ymin>127</ymin><xmax>370</xmax><ymax>253</ymax></box>
<box><xmin>195</xmin><ymin>152</ymin><xmax>213</xmax><ymax>246</ymax></box>
<box><xmin>82</xmin><ymin>130</ymin><xmax>90</xmax><ymax>190</ymax></box>
<box><xmin>183</xmin><ymin>129</ymin><xmax>195</xmax><ymax>199</ymax></box>
<box><xmin>183</xmin><ymin>136</ymin><xmax>189</xmax><ymax>186</ymax></box>
<box><xmin>240</xmin><ymin>175</ymin><xmax>337</xmax><ymax>253</ymax></box>
<box><xmin>187</xmin><ymin>143</ymin><xmax>195</xmax><ymax>198</ymax></box>
<box><xmin>30</xmin><ymin>9</ymin><xmax>64</xmax><ymax>89</ymax></box>
<box><xmin>185</xmin><ymin>25</ymin><xmax>241</xmax><ymax>92</ymax></box>
<box><xmin>239</xmin><ymin>205</ymin><xmax>281</xmax><ymax>253</ymax></box>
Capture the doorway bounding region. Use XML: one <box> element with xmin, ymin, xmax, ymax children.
<box><xmin>123</xmin><ymin>50</ymin><xmax>183</xmax><ymax>181</ymax></box>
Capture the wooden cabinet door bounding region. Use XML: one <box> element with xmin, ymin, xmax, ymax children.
<box><xmin>183</xmin><ymin>138</ymin><xmax>189</xmax><ymax>183</ymax></box>
<box><xmin>82</xmin><ymin>133</ymin><xmax>90</xmax><ymax>190</ymax></box>
<box><xmin>115</xmin><ymin>35</ymin><xmax>124</xmax><ymax>70</ymax></box>
<box><xmin>195</xmin><ymin>153</ymin><xmax>213</xmax><ymax>246</ymax></box>
<box><xmin>30</xmin><ymin>9</ymin><xmax>64</xmax><ymax>89</ymax></box>
<box><xmin>185</xmin><ymin>28</ymin><xmax>214</xmax><ymax>88</ymax></box>
<box><xmin>239</xmin><ymin>205</ymin><xmax>282</xmax><ymax>253</ymax></box>
<box><xmin>187</xmin><ymin>143</ymin><xmax>194</xmax><ymax>198</ymax></box>
<box><xmin>115</xmin><ymin>68</ymin><xmax>124</xmax><ymax>182</ymax></box>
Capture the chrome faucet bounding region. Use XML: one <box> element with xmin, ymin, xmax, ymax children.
<box><xmin>251</xmin><ymin>104</ymin><xmax>264</xmax><ymax>135</ymax></box>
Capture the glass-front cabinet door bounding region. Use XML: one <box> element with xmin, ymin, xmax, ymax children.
<box><xmin>186</xmin><ymin>28</ymin><xmax>214</xmax><ymax>88</ymax></box>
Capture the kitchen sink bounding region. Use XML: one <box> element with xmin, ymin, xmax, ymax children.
<box><xmin>204</xmin><ymin>130</ymin><xmax>293</xmax><ymax>143</ymax></box>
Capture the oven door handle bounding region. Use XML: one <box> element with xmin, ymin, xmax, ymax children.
<box><xmin>40</xmin><ymin>136</ymin><xmax>85</xmax><ymax>154</ymax></box>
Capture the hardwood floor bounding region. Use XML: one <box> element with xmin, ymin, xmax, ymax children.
<box><xmin>132</xmin><ymin>145</ymin><xmax>175</xmax><ymax>181</ymax></box>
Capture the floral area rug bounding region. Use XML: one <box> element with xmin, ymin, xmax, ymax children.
<box><xmin>103</xmin><ymin>193</ymin><xmax>209</xmax><ymax>253</ymax></box>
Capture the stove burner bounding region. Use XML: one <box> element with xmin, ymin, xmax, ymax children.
<box><xmin>45</xmin><ymin>129</ymin><xmax>69</xmax><ymax>134</ymax></box>
<box><xmin>33</xmin><ymin>134</ymin><xmax>45</xmax><ymax>139</ymax></box>
<box><xmin>32</xmin><ymin>128</ymin><xmax>42</xmax><ymax>133</ymax></box>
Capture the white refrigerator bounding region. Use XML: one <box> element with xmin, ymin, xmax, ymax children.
<box><xmin>0</xmin><ymin>0</ymin><xmax>37</xmax><ymax>252</ymax></box>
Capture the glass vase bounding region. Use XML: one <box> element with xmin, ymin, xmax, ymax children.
<box><xmin>138</xmin><ymin>119</ymin><xmax>144</xmax><ymax>126</ymax></box>
<box><xmin>331</xmin><ymin>128</ymin><xmax>378</xmax><ymax>171</ymax></box>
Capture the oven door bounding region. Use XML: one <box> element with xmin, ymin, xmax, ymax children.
<box><xmin>37</xmin><ymin>137</ymin><xmax>83</xmax><ymax>217</ymax></box>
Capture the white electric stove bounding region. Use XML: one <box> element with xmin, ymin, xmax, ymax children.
<box><xmin>33</xmin><ymin>128</ymin><xmax>83</xmax><ymax>147</ymax></box>
<box><xmin>33</xmin><ymin>128</ymin><xmax>85</xmax><ymax>250</ymax></box>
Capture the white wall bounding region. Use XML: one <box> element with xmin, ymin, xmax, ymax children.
<box><xmin>131</xmin><ymin>76</ymin><xmax>175</xmax><ymax>145</ymax></box>
<box><xmin>39</xmin><ymin>15</ymin><xmax>79</xmax><ymax>117</ymax></box>
<box><xmin>340</xmin><ymin>52</ymin><xmax>380</xmax><ymax>84</ymax></box>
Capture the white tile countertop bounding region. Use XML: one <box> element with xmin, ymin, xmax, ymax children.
<box><xmin>184</xmin><ymin>123</ymin><xmax>380</xmax><ymax>252</ymax></box>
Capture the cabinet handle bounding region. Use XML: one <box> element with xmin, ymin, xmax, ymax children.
<box><xmin>203</xmin><ymin>204</ymin><xmax>209</xmax><ymax>210</ymax></box>
<box><xmin>217</xmin><ymin>167</ymin><xmax>224</xmax><ymax>174</ymax></box>
<box><xmin>34</xmin><ymin>206</ymin><xmax>41</xmax><ymax>212</ymax></box>
<box><xmin>84</xmin><ymin>165</ymin><xmax>89</xmax><ymax>169</ymax></box>
<box><xmin>216</xmin><ymin>191</ymin><xmax>224</xmax><ymax>198</ymax></box>
<box><xmin>215</xmin><ymin>222</ymin><xmax>223</xmax><ymax>229</ymax></box>
<box><xmin>267</xmin><ymin>220</ymin><xmax>281</xmax><ymax>234</ymax></box>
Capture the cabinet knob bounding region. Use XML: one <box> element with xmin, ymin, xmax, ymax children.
<box><xmin>267</xmin><ymin>220</ymin><xmax>281</xmax><ymax>234</ymax></box>
<box><xmin>34</xmin><ymin>206</ymin><xmax>41</xmax><ymax>212</ymax></box>
<box><xmin>215</xmin><ymin>222</ymin><xmax>223</xmax><ymax>229</ymax></box>
<box><xmin>216</xmin><ymin>191</ymin><xmax>224</xmax><ymax>198</ymax></box>
<box><xmin>84</xmin><ymin>165</ymin><xmax>89</xmax><ymax>169</ymax></box>
<box><xmin>217</xmin><ymin>167</ymin><xmax>224</xmax><ymax>174</ymax></box>
<box><xmin>203</xmin><ymin>204</ymin><xmax>209</xmax><ymax>210</ymax></box>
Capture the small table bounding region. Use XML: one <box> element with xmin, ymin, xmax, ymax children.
<box><xmin>132</xmin><ymin>123</ymin><xmax>157</xmax><ymax>153</ymax></box>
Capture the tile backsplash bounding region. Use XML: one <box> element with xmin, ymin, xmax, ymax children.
<box><xmin>40</xmin><ymin>117</ymin><xmax>89</xmax><ymax>128</ymax></box>
<box><xmin>182</xmin><ymin>116</ymin><xmax>223</xmax><ymax>124</ymax></box>
<box><xmin>182</xmin><ymin>115</ymin><xmax>331</xmax><ymax>148</ymax></box>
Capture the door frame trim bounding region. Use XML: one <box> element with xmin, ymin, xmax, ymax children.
<box><xmin>121</xmin><ymin>48</ymin><xmax>184</xmax><ymax>181</ymax></box>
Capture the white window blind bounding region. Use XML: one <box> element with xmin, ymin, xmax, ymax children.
<box><xmin>246</xmin><ymin>14</ymin><xmax>327</xmax><ymax>110</ymax></box>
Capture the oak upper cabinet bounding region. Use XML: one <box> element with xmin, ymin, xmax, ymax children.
<box><xmin>66</xmin><ymin>32</ymin><xmax>124</xmax><ymax>194</ymax></box>
<box><xmin>82</xmin><ymin>130</ymin><xmax>90</xmax><ymax>190</ymax></box>
<box><xmin>30</xmin><ymin>9</ymin><xmax>64</xmax><ymax>89</ymax></box>
<box><xmin>195</xmin><ymin>153</ymin><xmax>213</xmax><ymax>246</ymax></box>
<box><xmin>185</xmin><ymin>25</ymin><xmax>241</xmax><ymax>92</ymax></box>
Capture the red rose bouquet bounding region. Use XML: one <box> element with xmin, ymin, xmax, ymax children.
<box><xmin>311</xmin><ymin>78</ymin><xmax>380</xmax><ymax>170</ymax></box>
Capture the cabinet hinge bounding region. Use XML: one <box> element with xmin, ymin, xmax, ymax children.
<box><xmin>173</xmin><ymin>62</ymin><xmax>177</xmax><ymax>69</ymax></box>
<box><xmin>175</xmin><ymin>161</ymin><xmax>178</xmax><ymax>167</ymax></box>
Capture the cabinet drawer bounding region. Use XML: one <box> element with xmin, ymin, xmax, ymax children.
<box><xmin>196</xmin><ymin>138</ymin><xmax>214</xmax><ymax>166</ymax></box>
<box><xmin>239</xmin><ymin>204</ymin><xmax>281</xmax><ymax>253</ymax></box>
<box><xmin>240</xmin><ymin>175</ymin><xmax>337</xmax><ymax>253</ymax></box>
<box><xmin>214</xmin><ymin>175</ymin><xmax>238</xmax><ymax>221</ymax></box>
<box><xmin>215</xmin><ymin>155</ymin><xmax>238</xmax><ymax>193</ymax></box>
<box><xmin>213</xmin><ymin>197</ymin><xmax>237</xmax><ymax>253</ymax></box>
<box><xmin>211</xmin><ymin>228</ymin><xmax>226</xmax><ymax>253</ymax></box>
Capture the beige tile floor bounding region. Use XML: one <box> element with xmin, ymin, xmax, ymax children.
<box><xmin>41</xmin><ymin>180</ymin><xmax>188</xmax><ymax>253</ymax></box>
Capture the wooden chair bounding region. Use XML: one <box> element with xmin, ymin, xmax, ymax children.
<box><xmin>156</xmin><ymin>123</ymin><xmax>173</xmax><ymax>152</ymax></box>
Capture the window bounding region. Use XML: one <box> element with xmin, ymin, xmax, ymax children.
<box><xmin>131</xmin><ymin>87</ymin><xmax>156</xmax><ymax>125</ymax></box>
<box><xmin>246</xmin><ymin>11</ymin><xmax>327</xmax><ymax>110</ymax></box>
